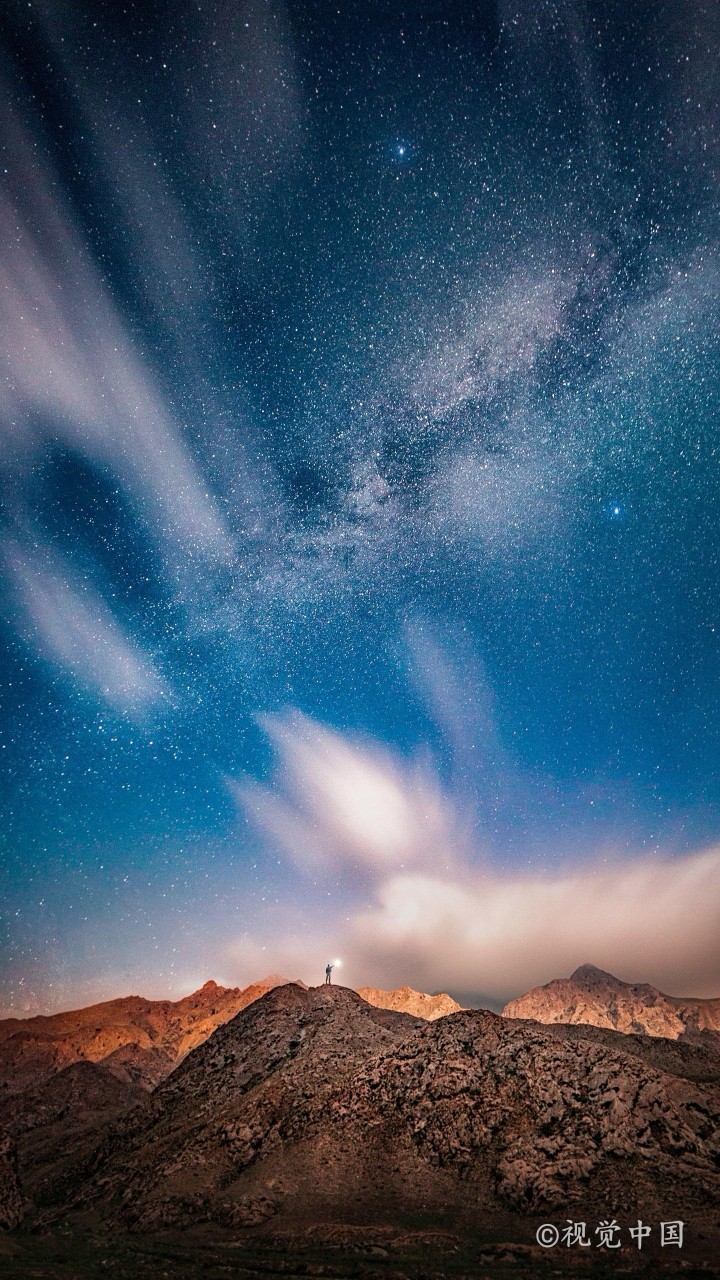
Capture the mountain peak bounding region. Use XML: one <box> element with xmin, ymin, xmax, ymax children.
<box><xmin>569</xmin><ymin>964</ymin><xmax>619</xmax><ymax>984</ymax></box>
<box><xmin>504</xmin><ymin>967</ymin><xmax>720</xmax><ymax>1041</ymax></box>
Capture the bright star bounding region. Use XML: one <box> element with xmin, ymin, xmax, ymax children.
<box><xmin>605</xmin><ymin>500</ymin><xmax>625</xmax><ymax>521</ymax></box>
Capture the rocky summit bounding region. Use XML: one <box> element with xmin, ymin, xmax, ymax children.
<box><xmin>503</xmin><ymin>963</ymin><xmax>720</xmax><ymax>1041</ymax></box>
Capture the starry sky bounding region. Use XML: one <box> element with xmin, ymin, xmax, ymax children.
<box><xmin>1</xmin><ymin>0</ymin><xmax>719</xmax><ymax>1017</ymax></box>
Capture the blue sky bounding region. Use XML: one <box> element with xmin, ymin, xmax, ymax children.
<box><xmin>1</xmin><ymin>0</ymin><xmax>719</xmax><ymax>1014</ymax></box>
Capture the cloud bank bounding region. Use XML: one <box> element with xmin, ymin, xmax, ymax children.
<box><xmin>234</xmin><ymin>710</ymin><xmax>720</xmax><ymax>1000</ymax></box>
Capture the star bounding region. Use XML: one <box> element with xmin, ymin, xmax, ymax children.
<box><xmin>389</xmin><ymin>140</ymin><xmax>414</xmax><ymax>164</ymax></box>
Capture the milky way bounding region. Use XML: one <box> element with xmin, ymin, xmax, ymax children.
<box><xmin>1</xmin><ymin>1</ymin><xmax>719</xmax><ymax>1013</ymax></box>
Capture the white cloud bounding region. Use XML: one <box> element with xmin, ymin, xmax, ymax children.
<box><xmin>4</xmin><ymin>541</ymin><xmax>168</xmax><ymax>716</ymax></box>
<box><xmin>234</xmin><ymin>710</ymin><xmax>468</xmax><ymax>875</ymax></box>
<box><xmin>230</xmin><ymin>710</ymin><xmax>720</xmax><ymax>1001</ymax></box>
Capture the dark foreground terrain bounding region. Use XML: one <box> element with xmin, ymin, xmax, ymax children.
<box><xmin>2</xmin><ymin>984</ymin><xmax>719</xmax><ymax>1277</ymax></box>
<box><xmin>2</xmin><ymin>1222</ymin><xmax>719</xmax><ymax>1280</ymax></box>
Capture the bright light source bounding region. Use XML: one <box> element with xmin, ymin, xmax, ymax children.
<box><xmin>333</xmin><ymin>957</ymin><xmax>342</xmax><ymax>968</ymax></box>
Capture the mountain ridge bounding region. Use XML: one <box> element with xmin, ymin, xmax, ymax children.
<box><xmin>25</xmin><ymin>982</ymin><xmax>720</xmax><ymax>1248</ymax></box>
<box><xmin>0</xmin><ymin>977</ymin><xmax>465</xmax><ymax>1099</ymax></box>
<box><xmin>356</xmin><ymin>984</ymin><xmax>462</xmax><ymax>1020</ymax></box>
<box><xmin>0</xmin><ymin>976</ymin><xmax>299</xmax><ymax>1094</ymax></box>
<box><xmin>503</xmin><ymin>963</ymin><xmax>720</xmax><ymax>1040</ymax></box>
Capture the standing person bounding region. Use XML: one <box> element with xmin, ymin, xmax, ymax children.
<box><xmin>325</xmin><ymin>963</ymin><xmax>333</xmax><ymax>985</ymax></box>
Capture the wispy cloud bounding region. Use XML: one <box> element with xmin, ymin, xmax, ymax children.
<box><xmin>3</xmin><ymin>541</ymin><xmax>168</xmax><ymax>716</ymax></box>
<box><xmin>234</xmin><ymin>709</ymin><xmax>468</xmax><ymax>875</ymax></box>
<box><xmin>0</xmin><ymin>105</ymin><xmax>234</xmax><ymax>571</ymax></box>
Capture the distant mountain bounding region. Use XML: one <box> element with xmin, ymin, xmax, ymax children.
<box><xmin>0</xmin><ymin>976</ymin><xmax>299</xmax><ymax>1095</ymax></box>
<box><xmin>356</xmin><ymin>984</ymin><xmax>462</xmax><ymax>1020</ymax></box>
<box><xmin>503</xmin><ymin>964</ymin><xmax>720</xmax><ymax>1041</ymax></box>
<box><xmin>35</xmin><ymin>982</ymin><xmax>719</xmax><ymax>1247</ymax></box>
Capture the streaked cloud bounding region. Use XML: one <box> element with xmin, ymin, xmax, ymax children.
<box><xmin>234</xmin><ymin>709</ymin><xmax>468</xmax><ymax>875</ymax></box>
<box><xmin>0</xmin><ymin>105</ymin><xmax>234</xmax><ymax>570</ymax></box>
<box><xmin>3</xmin><ymin>541</ymin><xmax>168</xmax><ymax>716</ymax></box>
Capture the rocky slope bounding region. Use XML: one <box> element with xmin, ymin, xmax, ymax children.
<box><xmin>0</xmin><ymin>1061</ymin><xmax>149</xmax><ymax>1219</ymax></box>
<box><xmin>356</xmin><ymin>984</ymin><xmax>462</xmax><ymax>1020</ymax></box>
<box><xmin>503</xmin><ymin>963</ymin><xmax>720</xmax><ymax>1040</ymax></box>
<box><xmin>0</xmin><ymin>1130</ymin><xmax>24</xmax><ymax>1231</ymax></box>
<box><xmin>31</xmin><ymin>982</ymin><xmax>718</xmax><ymax>1256</ymax></box>
<box><xmin>0</xmin><ymin>976</ymin><xmax>300</xmax><ymax>1094</ymax></box>
<box><xmin>1</xmin><ymin>1060</ymin><xmax>147</xmax><ymax>1134</ymax></box>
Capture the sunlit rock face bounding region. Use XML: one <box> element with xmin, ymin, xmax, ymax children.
<box><xmin>356</xmin><ymin>984</ymin><xmax>463</xmax><ymax>1021</ymax></box>
<box><xmin>0</xmin><ymin>976</ymin><xmax>298</xmax><ymax>1095</ymax></box>
<box><xmin>503</xmin><ymin>964</ymin><xmax>720</xmax><ymax>1041</ymax></box>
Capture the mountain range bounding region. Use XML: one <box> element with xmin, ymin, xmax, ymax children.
<box><xmin>0</xmin><ymin>976</ymin><xmax>298</xmax><ymax>1096</ymax></box>
<box><xmin>1</xmin><ymin>968</ymin><xmax>719</xmax><ymax>1276</ymax></box>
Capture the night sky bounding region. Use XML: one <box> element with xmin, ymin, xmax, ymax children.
<box><xmin>1</xmin><ymin>0</ymin><xmax>719</xmax><ymax>1017</ymax></box>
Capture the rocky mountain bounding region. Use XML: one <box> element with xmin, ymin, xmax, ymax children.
<box><xmin>503</xmin><ymin>963</ymin><xmax>720</xmax><ymax>1041</ymax></box>
<box><xmin>0</xmin><ymin>976</ymin><xmax>300</xmax><ymax>1095</ymax></box>
<box><xmin>2</xmin><ymin>1059</ymin><xmax>147</xmax><ymax>1134</ymax></box>
<box><xmin>356</xmin><ymin>984</ymin><xmax>462</xmax><ymax>1020</ymax></box>
<box><xmin>1</xmin><ymin>1060</ymin><xmax>148</xmax><ymax>1217</ymax></box>
<box><xmin>21</xmin><ymin>981</ymin><xmax>715</xmax><ymax>1271</ymax></box>
<box><xmin>1</xmin><ymin>981</ymin><xmax>719</xmax><ymax>1272</ymax></box>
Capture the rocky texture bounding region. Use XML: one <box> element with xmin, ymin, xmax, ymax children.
<box><xmin>356</xmin><ymin>984</ymin><xmax>462</xmax><ymax>1020</ymax></box>
<box><xmin>1</xmin><ymin>1060</ymin><xmax>147</xmax><ymax>1135</ymax></box>
<box><xmin>32</xmin><ymin>983</ymin><xmax>718</xmax><ymax>1252</ymax></box>
<box><xmin>0</xmin><ymin>1129</ymin><xmax>24</xmax><ymax>1230</ymax></box>
<box><xmin>0</xmin><ymin>1060</ymin><xmax>150</xmax><ymax>1214</ymax></box>
<box><xmin>74</xmin><ymin>984</ymin><xmax>422</xmax><ymax>1232</ymax></box>
<box><xmin>346</xmin><ymin>1009</ymin><xmax>720</xmax><ymax>1212</ymax></box>
<box><xmin>503</xmin><ymin>963</ymin><xmax>720</xmax><ymax>1041</ymax></box>
<box><xmin>536</xmin><ymin>1016</ymin><xmax>720</xmax><ymax>1084</ymax></box>
<box><xmin>0</xmin><ymin>975</ymin><xmax>300</xmax><ymax>1096</ymax></box>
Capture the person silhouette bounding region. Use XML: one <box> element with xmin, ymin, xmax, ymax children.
<box><xmin>325</xmin><ymin>963</ymin><xmax>333</xmax><ymax>985</ymax></box>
